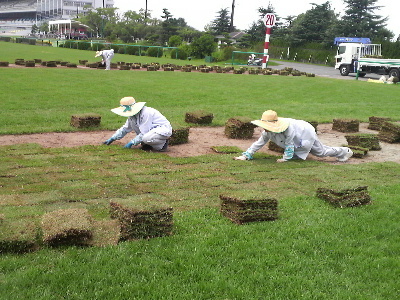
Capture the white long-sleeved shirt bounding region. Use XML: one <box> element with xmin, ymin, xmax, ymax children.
<box><xmin>111</xmin><ymin>106</ymin><xmax>172</xmax><ymax>140</ymax></box>
<box><xmin>247</xmin><ymin>118</ymin><xmax>317</xmax><ymax>160</ymax></box>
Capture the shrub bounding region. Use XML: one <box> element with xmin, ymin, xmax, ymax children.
<box><xmin>147</xmin><ymin>47</ymin><xmax>162</xmax><ymax>57</ymax></box>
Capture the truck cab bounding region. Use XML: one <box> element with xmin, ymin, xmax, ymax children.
<box><xmin>335</xmin><ymin>42</ymin><xmax>382</xmax><ymax>76</ymax></box>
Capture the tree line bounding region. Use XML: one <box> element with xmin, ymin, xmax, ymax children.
<box><xmin>67</xmin><ymin>0</ymin><xmax>399</xmax><ymax>60</ymax></box>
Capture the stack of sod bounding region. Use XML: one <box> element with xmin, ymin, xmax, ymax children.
<box><xmin>70</xmin><ymin>113</ymin><xmax>101</xmax><ymax>128</ymax></box>
<box><xmin>41</xmin><ymin>209</ymin><xmax>93</xmax><ymax>247</ymax></box>
<box><xmin>0</xmin><ymin>61</ymin><xmax>9</xmax><ymax>66</ymax></box>
<box><xmin>332</xmin><ymin>119</ymin><xmax>360</xmax><ymax>132</ymax></box>
<box><xmin>119</xmin><ymin>65</ymin><xmax>131</xmax><ymax>70</ymax></box>
<box><xmin>345</xmin><ymin>133</ymin><xmax>381</xmax><ymax>150</ymax></box>
<box><xmin>169</xmin><ymin>126</ymin><xmax>189</xmax><ymax>145</ymax></box>
<box><xmin>224</xmin><ymin>117</ymin><xmax>256</xmax><ymax>139</ymax></box>
<box><xmin>378</xmin><ymin>121</ymin><xmax>400</xmax><ymax>143</ymax></box>
<box><xmin>261</xmin><ymin>70</ymin><xmax>273</xmax><ymax>75</ymax></box>
<box><xmin>268</xmin><ymin>141</ymin><xmax>284</xmax><ymax>153</ymax></box>
<box><xmin>368</xmin><ymin>116</ymin><xmax>391</xmax><ymax>131</ymax></box>
<box><xmin>220</xmin><ymin>193</ymin><xmax>278</xmax><ymax>224</ymax></box>
<box><xmin>316</xmin><ymin>186</ymin><xmax>371</xmax><ymax>208</ymax></box>
<box><xmin>185</xmin><ymin>110</ymin><xmax>214</xmax><ymax>124</ymax></box>
<box><xmin>109</xmin><ymin>200</ymin><xmax>173</xmax><ymax>241</ymax></box>
<box><xmin>0</xmin><ymin>216</ymin><xmax>38</xmax><ymax>254</ymax></box>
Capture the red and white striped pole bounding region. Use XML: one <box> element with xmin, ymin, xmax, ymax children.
<box><xmin>262</xmin><ymin>13</ymin><xmax>275</xmax><ymax>69</ymax></box>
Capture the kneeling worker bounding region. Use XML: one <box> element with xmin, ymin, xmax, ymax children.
<box><xmin>103</xmin><ymin>97</ymin><xmax>172</xmax><ymax>151</ymax></box>
<box><xmin>234</xmin><ymin>110</ymin><xmax>353</xmax><ymax>163</ymax></box>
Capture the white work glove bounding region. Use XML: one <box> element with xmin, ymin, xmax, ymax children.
<box><xmin>276</xmin><ymin>158</ymin><xmax>287</xmax><ymax>163</ymax></box>
<box><xmin>233</xmin><ymin>151</ymin><xmax>253</xmax><ymax>161</ymax></box>
<box><xmin>234</xmin><ymin>155</ymin><xmax>248</xmax><ymax>161</ymax></box>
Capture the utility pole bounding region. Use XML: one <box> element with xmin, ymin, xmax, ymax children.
<box><xmin>230</xmin><ymin>0</ymin><xmax>235</xmax><ymax>32</ymax></box>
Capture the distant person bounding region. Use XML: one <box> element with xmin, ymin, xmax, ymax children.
<box><xmin>95</xmin><ymin>49</ymin><xmax>114</xmax><ymax>70</ymax></box>
<box><xmin>234</xmin><ymin>110</ymin><xmax>353</xmax><ymax>163</ymax></box>
<box><xmin>103</xmin><ymin>97</ymin><xmax>172</xmax><ymax>151</ymax></box>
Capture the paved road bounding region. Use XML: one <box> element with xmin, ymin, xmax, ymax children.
<box><xmin>270</xmin><ymin>60</ymin><xmax>382</xmax><ymax>81</ymax></box>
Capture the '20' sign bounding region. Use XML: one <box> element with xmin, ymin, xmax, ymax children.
<box><xmin>264</xmin><ymin>13</ymin><xmax>276</xmax><ymax>28</ymax></box>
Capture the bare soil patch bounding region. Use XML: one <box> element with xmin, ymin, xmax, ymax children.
<box><xmin>1</xmin><ymin>123</ymin><xmax>398</xmax><ymax>164</ymax></box>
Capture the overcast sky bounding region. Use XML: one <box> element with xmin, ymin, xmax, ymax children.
<box><xmin>113</xmin><ymin>0</ymin><xmax>400</xmax><ymax>39</ymax></box>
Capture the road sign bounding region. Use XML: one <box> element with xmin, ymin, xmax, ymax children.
<box><xmin>264</xmin><ymin>13</ymin><xmax>276</xmax><ymax>28</ymax></box>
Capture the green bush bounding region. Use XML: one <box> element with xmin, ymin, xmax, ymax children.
<box><xmin>170</xmin><ymin>48</ymin><xmax>188</xmax><ymax>60</ymax></box>
<box><xmin>147</xmin><ymin>47</ymin><xmax>162</xmax><ymax>57</ymax></box>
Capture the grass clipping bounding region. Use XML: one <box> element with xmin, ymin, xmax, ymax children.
<box><xmin>109</xmin><ymin>200</ymin><xmax>174</xmax><ymax>241</ymax></box>
<box><xmin>220</xmin><ymin>193</ymin><xmax>278</xmax><ymax>224</ymax></box>
<box><xmin>316</xmin><ymin>186</ymin><xmax>371</xmax><ymax>208</ymax></box>
<box><xmin>41</xmin><ymin>208</ymin><xmax>93</xmax><ymax>247</ymax></box>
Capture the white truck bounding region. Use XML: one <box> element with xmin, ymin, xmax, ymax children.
<box><xmin>334</xmin><ymin>37</ymin><xmax>400</xmax><ymax>78</ymax></box>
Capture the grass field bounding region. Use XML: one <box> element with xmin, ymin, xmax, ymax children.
<box><xmin>1</xmin><ymin>41</ymin><xmax>400</xmax><ymax>299</ymax></box>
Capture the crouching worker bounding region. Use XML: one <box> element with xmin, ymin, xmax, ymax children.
<box><xmin>95</xmin><ymin>49</ymin><xmax>114</xmax><ymax>70</ymax></box>
<box><xmin>103</xmin><ymin>97</ymin><xmax>172</xmax><ymax>152</ymax></box>
<box><xmin>234</xmin><ymin>110</ymin><xmax>353</xmax><ymax>163</ymax></box>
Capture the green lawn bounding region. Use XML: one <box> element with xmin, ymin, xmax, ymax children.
<box><xmin>1</xmin><ymin>41</ymin><xmax>400</xmax><ymax>299</ymax></box>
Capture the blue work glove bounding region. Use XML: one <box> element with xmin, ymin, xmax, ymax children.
<box><xmin>123</xmin><ymin>141</ymin><xmax>134</xmax><ymax>148</ymax></box>
<box><xmin>103</xmin><ymin>138</ymin><xmax>115</xmax><ymax>145</ymax></box>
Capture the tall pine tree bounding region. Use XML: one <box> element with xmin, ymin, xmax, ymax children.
<box><xmin>339</xmin><ymin>0</ymin><xmax>393</xmax><ymax>40</ymax></box>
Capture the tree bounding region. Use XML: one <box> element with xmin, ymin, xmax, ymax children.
<box><xmin>338</xmin><ymin>0</ymin><xmax>393</xmax><ymax>40</ymax></box>
<box><xmin>77</xmin><ymin>7</ymin><xmax>118</xmax><ymax>38</ymax></box>
<box><xmin>210</xmin><ymin>8</ymin><xmax>232</xmax><ymax>35</ymax></box>
<box><xmin>168</xmin><ymin>35</ymin><xmax>182</xmax><ymax>47</ymax></box>
<box><xmin>245</xmin><ymin>4</ymin><xmax>281</xmax><ymax>45</ymax></box>
<box><xmin>290</xmin><ymin>2</ymin><xmax>338</xmax><ymax>45</ymax></box>
<box><xmin>189</xmin><ymin>34</ymin><xmax>217</xmax><ymax>58</ymax></box>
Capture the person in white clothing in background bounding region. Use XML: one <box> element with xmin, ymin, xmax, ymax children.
<box><xmin>103</xmin><ymin>97</ymin><xmax>172</xmax><ymax>152</ymax></box>
<box><xmin>234</xmin><ymin>110</ymin><xmax>353</xmax><ymax>163</ymax></box>
<box><xmin>95</xmin><ymin>49</ymin><xmax>114</xmax><ymax>70</ymax></box>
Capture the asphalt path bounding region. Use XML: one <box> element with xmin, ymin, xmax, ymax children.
<box><xmin>269</xmin><ymin>60</ymin><xmax>382</xmax><ymax>81</ymax></box>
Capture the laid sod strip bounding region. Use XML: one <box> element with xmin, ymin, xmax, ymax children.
<box><xmin>224</xmin><ymin>117</ymin><xmax>256</xmax><ymax>139</ymax></box>
<box><xmin>109</xmin><ymin>200</ymin><xmax>174</xmax><ymax>241</ymax></box>
<box><xmin>332</xmin><ymin>119</ymin><xmax>360</xmax><ymax>133</ymax></box>
<box><xmin>368</xmin><ymin>116</ymin><xmax>391</xmax><ymax>131</ymax></box>
<box><xmin>41</xmin><ymin>208</ymin><xmax>93</xmax><ymax>247</ymax></box>
<box><xmin>316</xmin><ymin>186</ymin><xmax>371</xmax><ymax>208</ymax></box>
<box><xmin>0</xmin><ymin>217</ymin><xmax>38</xmax><ymax>254</ymax></box>
<box><xmin>211</xmin><ymin>146</ymin><xmax>242</xmax><ymax>154</ymax></box>
<box><xmin>220</xmin><ymin>193</ymin><xmax>278</xmax><ymax>224</ymax></box>
<box><xmin>185</xmin><ymin>110</ymin><xmax>214</xmax><ymax>124</ymax></box>
<box><xmin>88</xmin><ymin>219</ymin><xmax>121</xmax><ymax>247</ymax></box>
<box><xmin>345</xmin><ymin>133</ymin><xmax>381</xmax><ymax>150</ymax></box>
<box><xmin>378</xmin><ymin>121</ymin><xmax>400</xmax><ymax>143</ymax></box>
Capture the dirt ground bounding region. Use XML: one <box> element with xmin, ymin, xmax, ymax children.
<box><xmin>0</xmin><ymin>123</ymin><xmax>398</xmax><ymax>164</ymax></box>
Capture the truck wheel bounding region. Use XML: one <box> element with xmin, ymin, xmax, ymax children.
<box><xmin>388</xmin><ymin>69</ymin><xmax>400</xmax><ymax>78</ymax></box>
<box><xmin>340</xmin><ymin>65</ymin><xmax>350</xmax><ymax>76</ymax></box>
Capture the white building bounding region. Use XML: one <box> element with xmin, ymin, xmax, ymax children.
<box><xmin>0</xmin><ymin>0</ymin><xmax>114</xmax><ymax>24</ymax></box>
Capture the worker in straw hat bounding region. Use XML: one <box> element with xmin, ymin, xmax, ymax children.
<box><xmin>95</xmin><ymin>49</ymin><xmax>114</xmax><ymax>70</ymax></box>
<box><xmin>234</xmin><ymin>110</ymin><xmax>353</xmax><ymax>162</ymax></box>
<box><xmin>103</xmin><ymin>97</ymin><xmax>172</xmax><ymax>151</ymax></box>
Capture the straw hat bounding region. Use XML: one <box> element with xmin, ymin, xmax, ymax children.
<box><xmin>95</xmin><ymin>51</ymin><xmax>103</xmax><ymax>57</ymax></box>
<box><xmin>251</xmin><ymin>110</ymin><xmax>290</xmax><ymax>133</ymax></box>
<box><xmin>111</xmin><ymin>97</ymin><xmax>146</xmax><ymax>117</ymax></box>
